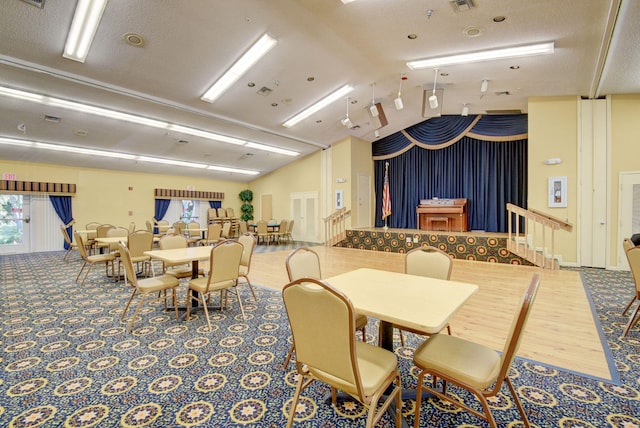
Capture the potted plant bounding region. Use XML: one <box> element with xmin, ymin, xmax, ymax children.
<box><xmin>239</xmin><ymin>189</ymin><xmax>254</xmax><ymax>222</ymax></box>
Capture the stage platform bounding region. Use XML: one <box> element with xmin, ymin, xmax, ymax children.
<box><xmin>335</xmin><ymin>227</ymin><xmax>533</xmax><ymax>266</ymax></box>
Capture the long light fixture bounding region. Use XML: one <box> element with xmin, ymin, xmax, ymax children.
<box><xmin>63</xmin><ymin>0</ymin><xmax>109</xmax><ymax>63</ymax></box>
<box><xmin>201</xmin><ymin>33</ymin><xmax>278</xmax><ymax>103</ymax></box>
<box><xmin>282</xmin><ymin>84</ymin><xmax>353</xmax><ymax>128</ymax></box>
<box><xmin>0</xmin><ymin>137</ymin><xmax>260</xmax><ymax>175</ymax></box>
<box><xmin>0</xmin><ymin>85</ymin><xmax>299</xmax><ymax>157</ymax></box>
<box><xmin>406</xmin><ymin>42</ymin><xmax>554</xmax><ymax>69</ymax></box>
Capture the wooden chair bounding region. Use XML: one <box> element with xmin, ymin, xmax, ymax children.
<box><xmin>187</xmin><ymin>240</ymin><xmax>244</xmax><ymax>330</ymax></box>
<box><xmin>390</xmin><ymin>246</ymin><xmax>454</xmax><ymax>347</ymax></box>
<box><xmin>74</xmin><ymin>232</ymin><xmax>117</xmax><ymax>286</ymax></box>
<box><xmin>412</xmin><ymin>274</ymin><xmax>540</xmax><ymax>428</ymax></box>
<box><xmin>106</xmin><ymin>226</ymin><xmax>128</xmax><ymax>253</ymax></box>
<box><xmin>256</xmin><ymin>220</ymin><xmax>271</xmax><ymax>245</ymax></box>
<box><xmin>94</xmin><ymin>224</ymin><xmax>114</xmax><ymax>253</ymax></box>
<box><xmin>118</xmin><ymin>230</ymin><xmax>154</xmax><ymax>282</ymax></box>
<box><xmin>283</xmin><ymin>247</ymin><xmax>368</xmax><ymax>368</ymax></box>
<box><xmin>172</xmin><ymin>221</ymin><xmax>186</xmax><ymax>236</ymax></box>
<box><xmin>60</xmin><ymin>225</ymin><xmax>79</xmax><ymax>261</ymax></box>
<box><xmin>276</xmin><ymin>219</ymin><xmax>288</xmax><ymax>244</ymax></box>
<box><xmin>186</xmin><ymin>221</ymin><xmax>201</xmax><ymax>246</ymax></box>
<box><xmin>221</xmin><ymin>221</ymin><xmax>231</xmax><ymax>239</ymax></box>
<box><xmin>118</xmin><ymin>242</ymin><xmax>179</xmax><ymax>332</ymax></box>
<box><xmin>282</xmin><ymin>277</ymin><xmax>402</xmax><ymax>428</ymax></box>
<box><xmin>623</xmin><ymin>246</ymin><xmax>640</xmax><ymax>336</ymax></box>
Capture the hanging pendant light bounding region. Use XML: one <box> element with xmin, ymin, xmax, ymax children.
<box><xmin>429</xmin><ymin>68</ymin><xmax>439</xmax><ymax>109</ymax></box>
<box><xmin>394</xmin><ymin>74</ymin><xmax>405</xmax><ymax>110</ymax></box>
<box><xmin>369</xmin><ymin>83</ymin><xmax>379</xmax><ymax>117</ymax></box>
<box><xmin>341</xmin><ymin>97</ymin><xmax>354</xmax><ymax>128</ymax></box>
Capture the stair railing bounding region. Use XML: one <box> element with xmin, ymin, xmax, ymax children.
<box><xmin>323</xmin><ymin>207</ymin><xmax>351</xmax><ymax>246</ymax></box>
<box><xmin>506</xmin><ymin>203</ymin><xmax>572</xmax><ymax>269</ymax></box>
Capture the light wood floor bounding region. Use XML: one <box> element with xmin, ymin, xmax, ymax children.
<box><xmin>249</xmin><ymin>245</ymin><xmax>611</xmax><ymax>380</ymax></box>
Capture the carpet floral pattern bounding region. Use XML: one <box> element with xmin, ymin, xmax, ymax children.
<box><xmin>1</xmin><ymin>251</ymin><xmax>639</xmax><ymax>427</ymax></box>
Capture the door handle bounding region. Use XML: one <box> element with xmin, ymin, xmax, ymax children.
<box><xmin>24</xmin><ymin>216</ymin><xmax>30</xmax><ymax>223</ymax></box>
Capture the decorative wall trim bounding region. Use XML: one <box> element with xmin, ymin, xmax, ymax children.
<box><xmin>154</xmin><ymin>188</ymin><xmax>224</xmax><ymax>201</ymax></box>
<box><xmin>0</xmin><ymin>180</ymin><xmax>76</xmax><ymax>195</ymax></box>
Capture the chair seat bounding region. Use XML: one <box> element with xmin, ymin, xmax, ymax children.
<box><xmin>87</xmin><ymin>253</ymin><xmax>117</xmax><ymax>263</ymax></box>
<box><xmin>413</xmin><ymin>333</ymin><xmax>500</xmax><ymax>389</ymax></box>
<box><xmin>136</xmin><ymin>275</ymin><xmax>180</xmax><ymax>293</ymax></box>
<box><xmin>189</xmin><ymin>276</ymin><xmax>234</xmax><ymax>293</ymax></box>
<box><xmin>165</xmin><ymin>267</ymin><xmax>204</xmax><ymax>279</ymax></box>
<box><xmin>130</xmin><ymin>255</ymin><xmax>151</xmax><ymax>264</ymax></box>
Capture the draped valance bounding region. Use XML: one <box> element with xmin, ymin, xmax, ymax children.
<box><xmin>154</xmin><ymin>188</ymin><xmax>224</xmax><ymax>201</ymax></box>
<box><xmin>0</xmin><ymin>179</ymin><xmax>76</xmax><ymax>195</ymax></box>
<box><xmin>372</xmin><ymin>114</ymin><xmax>528</xmax><ymax>159</ymax></box>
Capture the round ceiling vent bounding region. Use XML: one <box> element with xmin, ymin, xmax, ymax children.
<box><xmin>124</xmin><ymin>32</ymin><xmax>145</xmax><ymax>47</ymax></box>
<box><xmin>463</xmin><ymin>26</ymin><xmax>483</xmax><ymax>37</ymax></box>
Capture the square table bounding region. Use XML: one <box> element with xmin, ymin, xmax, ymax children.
<box><xmin>324</xmin><ymin>268</ymin><xmax>478</xmax><ymax>426</ymax></box>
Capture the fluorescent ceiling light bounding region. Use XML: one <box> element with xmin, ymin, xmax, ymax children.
<box><xmin>282</xmin><ymin>84</ymin><xmax>353</xmax><ymax>128</ymax></box>
<box><xmin>0</xmin><ymin>137</ymin><xmax>261</xmax><ymax>175</ymax></box>
<box><xmin>406</xmin><ymin>42</ymin><xmax>554</xmax><ymax>69</ymax></box>
<box><xmin>208</xmin><ymin>165</ymin><xmax>260</xmax><ymax>175</ymax></box>
<box><xmin>201</xmin><ymin>33</ymin><xmax>278</xmax><ymax>103</ymax></box>
<box><xmin>245</xmin><ymin>142</ymin><xmax>299</xmax><ymax>156</ymax></box>
<box><xmin>0</xmin><ymin>85</ymin><xmax>300</xmax><ymax>157</ymax></box>
<box><xmin>63</xmin><ymin>0</ymin><xmax>109</xmax><ymax>63</ymax></box>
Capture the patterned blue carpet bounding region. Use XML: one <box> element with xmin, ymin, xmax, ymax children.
<box><xmin>1</xmin><ymin>250</ymin><xmax>639</xmax><ymax>427</ymax></box>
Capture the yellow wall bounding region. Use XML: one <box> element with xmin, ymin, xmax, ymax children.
<box><xmin>0</xmin><ymin>159</ymin><xmax>246</xmax><ymax>228</ymax></box>
<box><xmin>249</xmin><ymin>151</ymin><xmax>321</xmax><ymax>223</ymax></box>
<box><xmin>609</xmin><ymin>94</ymin><xmax>640</xmax><ymax>265</ymax></box>
<box><xmin>349</xmin><ymin>136</ymin><xmax>374</xmax><ymax>227</ymax></box>
<box><xmin>528</xmin><ymin>96</ymin><xmax>579</xmax><ymax>263</ymax></box>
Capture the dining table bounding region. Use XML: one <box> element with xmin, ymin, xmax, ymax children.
<box><xmin>144</xmin><ymin>246</ymin><xmax>213</xmax><ymax>317</ymax></box>
<box><xmin>324</xmin><ymin>267</ymin><xmax>478</xmax><ymax>427</ymax></box>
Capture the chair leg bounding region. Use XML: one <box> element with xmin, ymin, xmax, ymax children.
<box><xmin>283</xmin><ymin>343</ymin><xmax>295</xmax><ymax>368</ymax></box>
<box><xmin>413</xmin><ymin>371</ymin><xmax>426</xmax><ymax>428</ymax></box>
<box><xmin>240</xmin><ymin>275</ymin><xmax>257</xmax><ymax>301</ymax></box>
<box><xmin>200</xmin><ymin>292</ymin><xmax>212</xmax><ymax>331</ymax></box>
<box><xmin>172</xmin><ymin>288</ymin><xmax>178</xmax><ymax>320</ymax></box>
<box><xmin>233</xmin><ymin>284</ymin><xmax>246</xmax><ymax>320</ymax></box>
<box><xmin>80</xmin><ymin>264</ymin><xmax>94</xmax><ymax>286</ymax></box>
<box><xmin>622</xmin><ymin>295</ymin><xmax>638</xmax><ymax>316</ymax></box>
<box><xmin>121</xmin><ymin>289</ymin><xmax>138</xmax><ymax>322</ymax></box>
<box><xmin>128</xmin><ymin>293</ymin><xmax>146</xmax><ymax>332</ymax></box>
<box><xmin>623</xmin><ymin>302</ymin><xmax>640</xmax><ymax>336</ymax></box>
<box><xmin>286</xmin><ymin>372</ymin><xmax>307</xmax><ymax>428</ymax></box>
<box><xmin>505</xmin><ymin>377</ymin><xmax>531</xmax><ymax>427</ymax></box>
<box><xmin>76</xmin><ymin>262</ymin><xmax>87</xmax><ymax>282</ymax></box>
<box><xmin>186</xmin><ymin>289</ymin><xmax>193</xmax><ymax>321</ymax></box>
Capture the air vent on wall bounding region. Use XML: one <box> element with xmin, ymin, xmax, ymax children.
<box><xmin>485</xmin><ymin>109</ymin><xmax>522</xmax><ymax>115</ymax></box>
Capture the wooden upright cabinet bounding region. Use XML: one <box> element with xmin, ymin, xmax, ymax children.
<box><xmin>416</xmin><ymin>198</ymin><xmax>468</xmax><ymax>232</ymax></box>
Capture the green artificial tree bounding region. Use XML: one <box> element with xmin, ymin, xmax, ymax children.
<box><xmin>239</xmin><ymin>189</ymin><xmax>254</xmax><ymax>222</ymax></box>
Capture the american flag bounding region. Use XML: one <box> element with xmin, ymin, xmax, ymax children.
<box><xmin>382</xmin><ymin>162</ymin><xmax>391</xmax><ymax>220</ymax></box>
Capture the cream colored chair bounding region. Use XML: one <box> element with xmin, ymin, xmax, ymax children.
<box><xmin>200</xmin><ymin>223</ymin><xmax>222</xmax><ymax>246</ymax></box>
<box><xmin>412</xmin><ymin>274</ymin><xmax>540</xmax><ymax>428</ymax></box>
<box><xmin>285</xmin><ymin>219</ymin><xmax>294</xmax><ymax>243</ymax></box>
<box><xmin>60</xmin><ymin>225</ymin><xmax>79</xmax><ymax>261</ymax></box>
<box><xmin>128</xmin><ymin>222</ymin><xmax>136</xmax><ymax>233</ymax></box>
<box><xmin>156</xmin><ymin>219</ymin><xmax>170</xmax><ymax>235</ymax></box>
<box><xmin>237</xmin><ymin>233</ymin><xmax>257</xmax><ymax>300</ymax></box>
<box><xmin>282</xmin><ymin>277</ymin><xmax>402</xmax><ymax>428</ymax></box>
<box><xmin>221</xmin><ymin>221</ymin><xmax>232</xmax><ymax>239</ymax></box>
<box><xmin>217</xmin><ymin>207</ymin><xmax>227</xmax><ymax>219</ymax></box>
<box><xmin>118</xmin><ymin>230</ymin><xmax>154</xmax><ymax>282</ymax></box>
<box><xmin>623</xmin><ymin>246</ymin><xmax>640</xmax><ymax>336</ymax></box>
<box><xmin>238</xmin><ymin>220</ymin><xmax>249</xmax><ymax>235</ymax></box>
<box><xmin>106</xmin><ymin>226</ymin><xmax>129</xmax><ymax>253</ymax></box>
<box><xmin>187</xmin><ymin>240</ymin><xmax>244</xmax><ymax>330</ymax></box>
<box><xmin>283</xmin><ymin>247</ymin><xmax>368</xmax><ymax>368</ymax></box>
<box><xmin>172</xmin><ymin>221</ymin><xmax>186</xmax><ymax>236</ymax></box>
<box><xmin>118</xmin><ymin>242</ymin><xmax>179</xmax><ymax>332</ymax></box>
<box><xmin>94</xmin><ymin>224</ymin><xmax>114</xmax><ymax>253</ymax></box>
<box><xmin>276</xmin><ymin>219</ymin><xmax>288</xmax><ymax>244</ymax></box>
<box><xmin>158</xmin><ymin>234</ymin><xmax>204</xmax><ymax>279</ymax></box>
<box><xmin>225</xmin><ymin>207</ymin><xmax>235</xmax><ymax>218</ymax></box>
<box><xmin>391</xmin><ymin>246</ymin><xmax>454</xmax><ymax>347</ymax></box>
<box><xmin>256</xmin><ymin>220</ymin><xmax>271</xmax><ymax>245</ymax></box>
<box><xmin>186</xmin><ymin>221</ymin><xmax>201</xmax><ymax>246</ymax></box>
<box><xmin>74</xmin><ymin>232</ymin><xmax>117</xmax><ymax>286</ymax></box>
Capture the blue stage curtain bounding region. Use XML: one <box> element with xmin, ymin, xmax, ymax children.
<box><xmin>209</xmin><ymin>201</ymin><xmax>221</xmax><ymax>208</ymax></box>
<box><xmin>373</xmin><ymin>115</ymin><xmax>528</xmax><ymax>233</ymax></box>
<box><xmin>49</xmin><ymin>195</ymin><xmax>73</xmax><ymax>249</ymax></box>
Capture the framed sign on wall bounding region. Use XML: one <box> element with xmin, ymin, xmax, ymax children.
<box><xmin>548</xmin><ymin>176</ymin><xmax>567</xmax><ymax>208</ymax></box>
<box><xmin>335</xmin><ymin>190</ymin><xmax>344</xmax><ymax>209</ymax></box>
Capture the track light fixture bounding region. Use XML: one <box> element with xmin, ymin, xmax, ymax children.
<box><xmin>341</xmin><ymin>97</ymin><xmax>354</xmax><ymax>128</ymax></box>
<box><xmin>461</xmin><ymin>103</ymin><xmax>469</xmax><ymax>116</ymax></box>
<box><xmin>369</xmin><ymin>83</ymin><xmax>379</xmax><ymax>117</ymax></box>
<box><xmin>429</xmin><ymin>68</ymin><xmax>439</xmax><ymax>109</ymax></box>
<box><xmin>480</xmin><ymin>79</ymin><xmax>489</xmax><ymax>98</ymax></box>
<box><xmin>394</xmin><ymin>73</ymin><xmax>405</xmax><ymax>110</ymax></box>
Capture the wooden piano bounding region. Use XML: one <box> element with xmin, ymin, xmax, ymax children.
<box><xmin>416</xmin><ymin>198</ymin><xmax>468</xmax><ymax>232</ymax></box>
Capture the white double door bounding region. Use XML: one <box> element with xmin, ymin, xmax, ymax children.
<box><xmin>290</xmin><ymin>192</ymin><xmax>318</xmax><ymax>243</ymax></box>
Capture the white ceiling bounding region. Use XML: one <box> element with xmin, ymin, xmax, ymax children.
<box><xmin>0</xmin><ymin>0</ymin><xmax>638</xmax><ymax>181</ymax></box>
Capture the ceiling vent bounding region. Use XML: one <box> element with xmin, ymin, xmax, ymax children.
<box><xmin>257</xmin><ymin>86</ymin><xmax>273</xmax><ymax>96</ymax></box>
<box><xmin>44</xmin><ymin>115</ymin><xmax>61</xmax><ymax>123</ymax></box>
<box><xmin>485</xmin><ymin>109</ymin><xmax>522</xmax><ymax>115</ymax></box>
<box><xmin>450</xmin><ymin>0</ymin><xmax>474</xmax><ymax>12</ymax></box>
